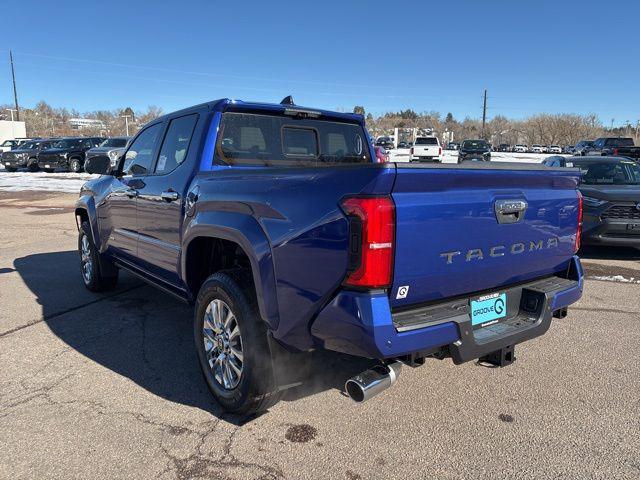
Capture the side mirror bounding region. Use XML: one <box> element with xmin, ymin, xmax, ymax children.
<box><xmin>84</xmin><ymin>155</ymin><xmax>112</xmax><ymax>175</ymax></box>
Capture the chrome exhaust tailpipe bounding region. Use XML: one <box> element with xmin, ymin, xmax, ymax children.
<box><xmin>345</xmin><ymin>361</ymin><xmax>402</xmax><ymax>403</ymax></box>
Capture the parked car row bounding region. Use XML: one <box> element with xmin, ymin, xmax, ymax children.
<box><xmin>1</xmin><ymin>136</ymin><xmax>130</xmax><ymax>173</ymax></box>
<box><xmin>573</xmin><ymin>137</ymin><xmax>640</xmax><ymax>160</ymax></box>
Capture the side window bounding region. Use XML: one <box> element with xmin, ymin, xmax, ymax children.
<box><xmin>123</xmin><ymin>123</ymin><xmax>163</xmax><ymax>175</ymax></box>
<box><xmin>155</xmin><ymin>114</ymin><xmax>198</xmax><ymax>174</ymax></box>
<box><xmin>155</xmin><ymin>113</ymin><xmax>198</xmax><ymax>173</ymax></box>
<box><xmin>83</xmin><ymin>139</ymin><xmax>93</xmax><ymax>148</ymax></box>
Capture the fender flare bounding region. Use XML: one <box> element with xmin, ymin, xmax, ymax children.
<box><xmin>75</xmin><ymin>195</ymin><xmax>100</xmax><ymax>248</ymax></box>
<box><xmin>182</xmin><ymin>210</ymin><xmax>279</xmax><ymax>329</ymax></box>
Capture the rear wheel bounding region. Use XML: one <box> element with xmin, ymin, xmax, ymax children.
<box><xmin>4</xmin><ymin>166</ymin><xmax>17</xmax><ymax>172</ymax></box>
<box><xmin>194</xmin><ymin>271</ymin><xmax>281</xmax><ymax>415</ymax></box>
<box><xmin>79</xmin><ymin>221</ymin><xmax>118</xmax><ymax>291</ymax></box>
<box><xmin>43</xmin><ymin>168</ymin><xmax>54</xmax><ymax>173</ymax></box>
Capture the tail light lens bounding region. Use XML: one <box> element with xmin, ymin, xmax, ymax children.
<box><xmin>341</xmin><ymin>196</ymin><xmax>395</xmax><ymax>288</ymax></box>
<box><xmin>574</xmin><ymin>191</ymin><xmax>583</xmax><ymax>253</ymax></box>
<box><xmin>410</xmin><ymin>147</ymin><xmax>414</xmax><ymax>155</ymax></box>
<box><xmin>613</xmin><ymin>148</ymin><xmax>619</xmax><ymax>156</ymax></box>
<box><xmin>438</xmin><ymin>147</ymin><xmax>442</xmax><ymax>156</ymax></box>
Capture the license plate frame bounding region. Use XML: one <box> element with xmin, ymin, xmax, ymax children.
<box><xmin>470</xmin><ymin>292</ymin><xmax>507</xmax><ymax>328</ymax></box>
<box><xmin>626</xmin><ymin>223</ymin><xmax>640</xmax><ymax>231</ymax></box>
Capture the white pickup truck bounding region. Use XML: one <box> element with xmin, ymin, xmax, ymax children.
<box><xmin>410</xmin><ymin>136</ymin><xmax>441</xmax><ymax>162</ymax></box>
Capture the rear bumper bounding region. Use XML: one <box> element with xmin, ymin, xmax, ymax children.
<box><xmin>311</xmin><ymin>256</ymin><xmax>583</xmax><ymax>360</ymax></box>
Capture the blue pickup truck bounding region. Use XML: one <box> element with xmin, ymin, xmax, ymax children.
<box><xmin>76</xmin><ymin>98</ymin><xmax>584</xmax><ymax>414</ymax></box>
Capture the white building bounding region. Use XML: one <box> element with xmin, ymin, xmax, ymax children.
<box><xmin>69</xmin><ymin>118</ymin><xmax>106</xmax><ymax>130</ymax></box>
<box><xmin>0</xmin><ymin>120</ymin><xmax>27</xmax><ymax>143</ymax></box>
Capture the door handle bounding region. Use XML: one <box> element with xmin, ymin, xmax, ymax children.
<box><xmin>161</xmin><ymin>191</ymin><xmax>179</xmax><ymax>202</ymax></box>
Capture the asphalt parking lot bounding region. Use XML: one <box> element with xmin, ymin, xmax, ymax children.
<box><xmin>1</xmin><ymin>190</ymin><xmax>639</xmax><ymax>480</ymax></box>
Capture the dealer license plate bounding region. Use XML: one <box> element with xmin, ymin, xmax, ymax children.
<box><xmin>470</xmin><ymin>292</ymin><xmax>507</xmax><ymax>327</ymax></box>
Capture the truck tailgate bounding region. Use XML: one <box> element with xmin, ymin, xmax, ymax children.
<box><xmin>390</xmin><ymin>163</ymin><xmax>581</xmax><ymax>309</ymax></box>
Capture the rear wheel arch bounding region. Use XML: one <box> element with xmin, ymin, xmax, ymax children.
<box><xmin>184</xmin><ymin>235</ymin><xmax>277</xmax><ymax>328</ymax></box>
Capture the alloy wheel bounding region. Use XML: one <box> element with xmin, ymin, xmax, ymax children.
<box><xmin>80</xmin><ymin>234</ymin><xmax>93</xmax><ymax>284</ymax></box>
<box><xmin>202</xmin><ymin>299</ymin><xmax>244</xmax><ymax>390</ymax></box>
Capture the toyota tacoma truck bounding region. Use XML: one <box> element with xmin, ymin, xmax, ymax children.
<box><xmin>76</xmin><ymin>98</ymin><xmax>584</xmax><ymax>414</ymax></box>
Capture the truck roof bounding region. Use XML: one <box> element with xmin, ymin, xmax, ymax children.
<box><xmin>155</xmin><ymin>98</ymin><xmax>365</xmax><ymax>125</ymax></box>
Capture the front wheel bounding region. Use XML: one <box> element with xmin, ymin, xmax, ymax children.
<box><xmin>4</xmin><ymin>166</ymin><xmax>17</xmax><ymax>172</ymax></box>
<box><xmin>194</xmin><ymin>271</ymin><xmax>281</xmax><ymax>415</ymax></box>
<box><xmin>69</xmin><ymin>158</ymin><xmax>83</xmax><ymax>173</ymax></box>
<box><xmin>27</xmin><ymin>159</ymin><xmax>39</xmax><ymax>172</ymax></box>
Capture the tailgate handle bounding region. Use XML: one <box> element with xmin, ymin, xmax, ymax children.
<box><xmin>495</xmin><ymin>200</ymin><xmax>527</xmax><ymax>224</ymax></box>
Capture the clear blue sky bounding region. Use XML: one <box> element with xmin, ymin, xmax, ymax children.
<box><xmin>2</xmin><ymin>0</ymin><xmax>638</xmax><ymax>124</ymax></box>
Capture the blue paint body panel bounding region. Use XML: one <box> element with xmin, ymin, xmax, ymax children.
<box><xmin>76</xmin><ymin>98</ymin><xmax>585</xmax><ymax>361</ymax></box>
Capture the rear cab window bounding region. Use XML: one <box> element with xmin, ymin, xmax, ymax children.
<box><xmin>215</xmin><ymin>112</ymin><xmax>371</xmax><ymax>166</ymax></box>
<box><xmin>605</xmin><ymin>138</ymin><xmax>634</xmax><ymax>147</ymax></box>
<box><xmin>414</xmin><ymin>137</ymin><xmax>438</xmax><ymax>145</ymax></box>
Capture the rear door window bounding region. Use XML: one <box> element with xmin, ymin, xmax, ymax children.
<box><xmin>155</xmin><ymin>114</ymin><xmax>198</xmax><ymax>174</ymax></box>
<box><xmin>215</xmin><ymin>112</ymin><xmax>370</xmax><ymax>166</ymax></box>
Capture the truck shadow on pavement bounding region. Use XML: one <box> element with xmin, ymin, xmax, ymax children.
<box><xmin>14</xmin><ymin>251</ymin><xmax>373</xmax><ymax>424</ymax></box>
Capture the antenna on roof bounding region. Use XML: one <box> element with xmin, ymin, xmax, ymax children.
<box><xmin>280</xmin><ymin>95</ymin><xmax>295</xmax><ymax>105</ymax></box>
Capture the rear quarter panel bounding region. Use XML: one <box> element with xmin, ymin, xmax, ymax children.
<box><xmin>190</xmin><ymin>164</ymin><xmax>395</xmax><ymax>350</ymax></box>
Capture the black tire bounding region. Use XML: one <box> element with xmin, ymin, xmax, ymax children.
<box><xmin>79</xmin><ymin>221</ymin><xmax>118</xmax><ymax>291</ymax></box>
<box><xmin>43</xmin><ymin>168</ymin><xmax>54</xmax><ymax>173</ymax></box>
<box><xmin>27</xmin><ymin>159</ymin><xmax>39</xmax><ymax>172</ymax></box>
<box><xmin>70</xmin><ymin>157</ymin><xmax>83</xmax><ymax>173</ymax></box>
<box><xmin>4</xmin><ymin>166</ymin><xmax>17</xmax><ymax>172</ymax></box>
<box><xmin>194</xmin><ymin>270</ymin><xmax>281</xmax><ymax>415</ymax></box>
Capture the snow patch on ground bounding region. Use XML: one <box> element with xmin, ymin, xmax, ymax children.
<box><xmin>588</xmin><ymin>275</ymin><xmax>640</xmax><ymax>284</ymax></box>
<box><xmin>0</xmin><ymin>169</ymin><xmax>96</xmax><ymax>193</ymax></box>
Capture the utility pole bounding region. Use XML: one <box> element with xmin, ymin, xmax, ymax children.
<box><xmin>481</xmin><ymin>89</ymin><xmax>487</xmax><ymax>139</ymax></box>
<box><xmin>9</xmin><ymin>51</ymin><xmax>20</xmax><ymax>121</ymax></box>
<box><xmin>120</xmin><ymin>115</ymin><xmax>131</xmax><ymax>136</ymax></box>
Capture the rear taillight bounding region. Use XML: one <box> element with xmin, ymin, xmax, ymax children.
<box><xmin>613</xmin><ymin>148</ymin><xmax>619</xmax><ymax>155</ymax></box>
<box><xmin>410</xmin><ymin>147</ymin><xmax>414</xmax><ymax>155</ymax></box>
<box><xmin>438</xmin><ymin>147</ymin><xmax>442</xmax><ymax>156</ymax></box>
<box><xmin>574</xmin><ymin>191</ymin><xmax>583</xmax><ymax>253</ymax></box>
<box><xmin>341</xmin><ymin>196</ymin><xmax>395</xmax><ymax>289</ymax></box>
